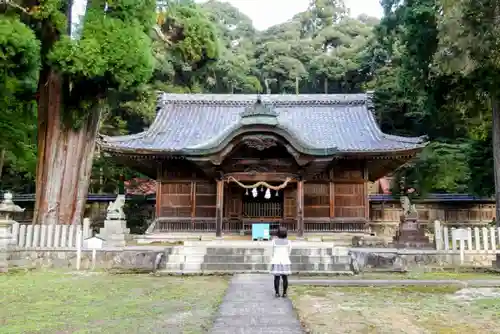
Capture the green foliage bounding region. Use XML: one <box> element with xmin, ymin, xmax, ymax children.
<box><xmin>123</xmin><ymin>196</ymin><xmax>152</xmax><ymax>234</ymax></box>
<box><xmin>159</xmin><ymin>3</ymin><xmax>219</xmax><ymax>66</ymax></box>
<box><xmin>49</xmin><ymin>8</ymin><xmax>155</xmax><ymax>90</ymax></box>
<box><xmin>102</xmin><ymin>0</ymin><xmax>156</xmax><ymax>32</ymax></box>
<box><xmin>467</xmin><ymin>121</ymin><xmax>494</xmax><ymax>197</ymax></box>
<box><xmin>392</xmin><ymin>142</ymin><xmax>470</xmax><ymax>197</ymax></box>
<box><xmin>0</xmin><ymin>16</ymin><xmax>40</xmax><ymax>88</ymax></box>
<box><xmin>0</xmin><ymin>15</ymin><xmax>39</xmax><ymax>179</ymax></box>
<box><xmin>32</xmin><ymin>0</ymin><xmax>68</xmax><ymax>34</ymax></box>
<box><xmin>4</xmin><ymin>0</ymin><xmax>499</xmax><ymax>200</ymax></box>
<box><xmin>369</xmin><ymin>0</ymin><xmax>500</xmax><ymax>196</ymax></box>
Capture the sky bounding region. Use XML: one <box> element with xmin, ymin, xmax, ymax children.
<box><xmin>198</xmin><ymin>0</ymin><xmax>383</xmax><ymax>31</ymax></box>
<box><xmin>72</xmin><ymin>1</ymin><xmax>383</xmax><ymax>33</ymax></box>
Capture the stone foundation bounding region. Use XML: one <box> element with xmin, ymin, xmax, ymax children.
<box><xmin>5</xmin><ymin>246</ymin><xmax>499</xmax><ymax>273</ymax></box>
<box><xmin>350</xmin><ymin>249</ymin><xmax>497</xmax><ymax>271</ymax></box>
<box><xmin>7</xmin><ymin>248</ymin><xmax>165</xmax><ymax>271</ymax></box>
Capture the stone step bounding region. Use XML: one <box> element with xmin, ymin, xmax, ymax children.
<box><xmin>204</xmin><ymin>248</ymin><xmax>339</xmax><ymax>256</ymax></box>
<box><xmin>201</xmin><ymin>255</ymin><xmax>348</xmax><ymax>264</ymax></box>
<box><xmin>205</xmin><ymin>248</ymin><xmax>267</xmax><ymax>255</ymax></box>
<box><xmin>159</xmin><ymin>270</ymin><xmax>353</xmax><ymax>275</ymax></box>
<box><xmin>166</xmin><ymin>247</ymin><xmax>207</xmax><ymax>255</ymax></box>
<box><xmin>198</xmin><ymin>263</ymin><xmax>350</xmax><ymax>271</ymax></box>
<box><xmin>166</xmin><ymin>254</ymin><xmax>206</xmax><ymax>262</ymax></box>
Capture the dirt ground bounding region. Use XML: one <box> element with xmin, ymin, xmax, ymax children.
<box><xmin>290</xmin><ymin>285</ymin><xmax>500</xmax><ymax>334</ymax></box>
<box><xmin>291</xmin><ymin>271</ymin><xmax>500</xmax><ymax>281</ymax></box>
<box><xmin>0</xmin><ymin>270</ymin><xmax>228</xmax><ymax>334</ymax></box>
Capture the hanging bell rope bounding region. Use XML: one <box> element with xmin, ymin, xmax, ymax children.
<box><xmin>227</xmin><ymin>176</ymin><xmax>293</xmax><ymax>191</ymax></box>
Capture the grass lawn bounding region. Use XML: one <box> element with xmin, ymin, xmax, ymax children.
<box><xmin>0</xmin><ymin>271</ymin><xmax>228</xmax><ymax>334</ymax></box>
<box><xmin>291</xmin><ymin>284</ymin><xmax>500</xmax><ymax>334</ymax></box>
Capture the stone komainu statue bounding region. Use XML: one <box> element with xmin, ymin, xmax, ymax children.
<box><xmin>400</xmin><ymin>195</ymin><xmax>417</xmax><ymax>217</ymax></box>
<box><xmin>106</xmin><ymin>194</ymin><xmax>126</xmax><ymax>219</ymax></box>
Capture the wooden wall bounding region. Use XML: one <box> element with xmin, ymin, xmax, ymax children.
<box><xmin>157</xmin><ymin>159</ymin><xmax>370</xmax><ymax>221</ymax></box>
<box><xmin>330</xmin><ymin>160</ymin><xmax>368</xmax><ymax>219</ymax></box>
<box><xmin>158</xmin><ymin>163</ymin><xmax>217</xmax><ymax>219</ymax></box>
<box><xmin>333</xmin><ymin>183</ymin><xmax>365</xmax><ymax>218</ymax></box>
<box><xmin>371</xmin><ymin>202</ymin><xmax>496</xmax><ymax>225</ymax></box>
<box><xmin>158</xmin><ymin>182</ymin><xmax>191</xmax><ymax>217</ymax></box>
<box><xmin>158</xmin><ymin>181</ymin><xmax>217</xmax><ymax>218</ymax></box>
<box><xmin>304</xmin><ymin>183</ymin><xmax>329</xmax><ymax>217</ymax></box>
<box><xmin>195</xmin><ymin>182</ymin><xmax>216</xmax><ymax>217</ymax></box>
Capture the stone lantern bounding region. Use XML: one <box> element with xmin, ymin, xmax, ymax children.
<box><xmin>0</xmin><ymin>192</ymin><xmax>25</xmax><ymax>273</ymax></box>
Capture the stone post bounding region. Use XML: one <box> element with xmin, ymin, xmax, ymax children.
<box><xmin>98</xmin><ymin>194</ymin><xmax>131</xmax><ymax>247</ymax></box>
<box><xmin>493</xmin><ymin>254</ymin><xmax>500</xmax><ymax>269</ymax></box>
<box><xmin>0</xmin><ymin>192</ymin><xmax>24</xmax><ymax>273</ymax></box>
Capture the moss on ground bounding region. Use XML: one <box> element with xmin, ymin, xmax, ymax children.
<box><xmin>291</xmin><ymin>284</ymin><xmax>500</xmax><ymax>334</ymax></box>
<box><xmin>0</xmin><ymin>270</ymin><xmax>228</xmax><ymax>334</ymax></box>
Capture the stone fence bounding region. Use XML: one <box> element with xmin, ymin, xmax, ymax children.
<box><xmin>434</xmin><ymin>220</ymin><xmax>500</xmax><ymax>253</ymax></box>
<box><xmin>9</xmin><ymin>220</ymin><xmax>92</xmax><ymax>249</ymax></box>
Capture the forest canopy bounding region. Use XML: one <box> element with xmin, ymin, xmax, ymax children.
<box><xmin>0</xmin><ymin>0</ymin><xmax>495</xmax><ymax>201</ymax></box>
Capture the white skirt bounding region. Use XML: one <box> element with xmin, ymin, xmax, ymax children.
<box><xmin>270</xmin><ymin>263</ymin><xmax>292</xmax><ymax>276</ymax></box>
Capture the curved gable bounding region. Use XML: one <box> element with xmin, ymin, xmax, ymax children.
<box><xmin>99</xmin><ymin>93</ymin><xmax>427</xmax><ymax>156</ymax></box>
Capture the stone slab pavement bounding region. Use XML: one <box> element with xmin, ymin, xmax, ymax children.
<box><xmin>210</xmin><ymin>274</ymin><xmax>304</xmax><ymax>334</ymax></box>
<box><xmin>289</xmin><ymin>279</ymin><xmax>500</xmax><ymax>287</ymax></box>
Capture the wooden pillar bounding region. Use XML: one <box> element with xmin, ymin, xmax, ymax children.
<box><xmin>297</xmin><ymin>179</ymin><xmax>304</xmax><ymax>238</ymax></box>
<box><xmin>216</xmin><ymin>179</ymin><xmax>224</xmax><ymax>238</ymax></box>
<box><xmin>191</xmin><ymin>181</ymin><xmax>196</xmax><ymax>230</ymax></box>
<box><xmin>156</xmin><ymin>164</ymin><xmax>162</xmax><ymax>219</ymax></box>
<box><xmin>363</xmin><ymin>164</ymin><xmax>370</xmax><ymax>220</ymax></box>
<box><xmin>329</xmin><ymin>181</ymin><xmax>335</xmax><ymax>218</ymax></box>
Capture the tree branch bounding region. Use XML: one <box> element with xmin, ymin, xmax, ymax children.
<box><xmin>2</xmin><ymin>0</ymin><xmax>30</xmax><ymax>14</ymax></box>
<box><xmin>152</xmin><ymin>25</ymin><xmax>172</xmax><ymax>46</ymax></box>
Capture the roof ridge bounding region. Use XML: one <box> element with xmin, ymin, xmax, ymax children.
<box><xmin>158</xmin><ymin>93</ymin><xmax>368</xmax><ymax>106</ymax></box>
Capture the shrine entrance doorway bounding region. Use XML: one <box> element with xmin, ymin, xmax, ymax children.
<box><xmin>223</xmin><ymin>173</ymin><xmax>300</xmax><ymax>235</ymax></box>
<box><xmin>242</xmin><ymin>182</ymin><xmax>284</xmax><ymax>220</ymax></box>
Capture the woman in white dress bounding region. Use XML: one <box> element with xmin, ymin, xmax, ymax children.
<box><xmin>270</xmin><ymin>227</ymin><xmax>292</xmax><ymax>297</ymax></box>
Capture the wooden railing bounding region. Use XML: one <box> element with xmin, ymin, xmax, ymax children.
<box><xmin>304</xmin><ymin>218</ymin><xmax>369</xmax><ymax>233</ymax></box>
<box><xmin>153</xmin><ymin>218</ymin><xmax>216</xmax><ymax>232</ymax></box>
<box><xmin>242</xmin><ymin>202</ymin><xmax>282</xmax><ymax>218</ymax></box>
<box><xmin>150</xmin><ymin>217</ymin><xmax>369</xmax><ymax>234</ymax></box>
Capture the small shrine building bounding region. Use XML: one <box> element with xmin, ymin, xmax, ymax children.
<box><xmin>98</xmin><ymin>93</ymin><xmax>427</xmax><ymax>237</ymax></box>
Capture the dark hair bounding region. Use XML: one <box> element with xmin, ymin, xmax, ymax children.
<box><xmin>277</xmin><ymin>227</ymin><xmax>287</xmax><ymax>239</ymax></box>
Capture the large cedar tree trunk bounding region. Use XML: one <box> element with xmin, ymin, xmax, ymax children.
<box><xmin>33</xmin><ymin>70</ymin><xmax>100</xmax><ymax>225</ymax></box>
<box><xmin>492</xmin><ymin>95</ymin><xmax>500</xmax><ymax>227</ymax></box>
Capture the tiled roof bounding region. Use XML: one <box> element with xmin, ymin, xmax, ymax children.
<box><xmin>125</xmin><ymin>178</ymin><xmax>156</xmax><ymax>196</ymax></box>
<box><xmin>99</xmin><ymin>93</ymin><xmax>427</xmax><ymax>155</ymax></box>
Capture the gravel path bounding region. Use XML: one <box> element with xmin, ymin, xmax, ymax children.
<box><xmin>210</xmin><ymin>274</ymin><xmax>304</xmax><ymax>334</ymax></box>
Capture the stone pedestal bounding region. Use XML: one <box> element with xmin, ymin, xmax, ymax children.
<box><xmin>97</xmin><ymin>195</ymin><xmax>131</xmax><ymax>247</ymax></box>
<box><xmin>98</xmin><ymin>219</ymin><xmax>131</xmax><ymax>247</ymax></box>
<box><xmin>0</xmin><ymin>192</ymin><xmax>23</xmax><ymax>273</ymax></box>
<box><xmin>392</xmin><ymin>215</ymin><xmax>432</xmax><ymax>248</ymax></box>
<box><xmin>0</xmin><ymin>218</ymin><xmax>14</xmax><ymax>273</ymax></box>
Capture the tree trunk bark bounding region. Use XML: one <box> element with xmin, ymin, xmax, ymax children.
<box><xmin>33</xmin><ymin>70</ymin><xmax>101</xmax><ymax>225</ymax></box>
<box><xmin>491</xmin><ymin>95</ymin><xmax>500</xmax><ymax>227</ymax></box>
<box><xmin>0</xmin><ymin>148</ymin><xmax>5</xmax><ymax>180</ymax></box>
